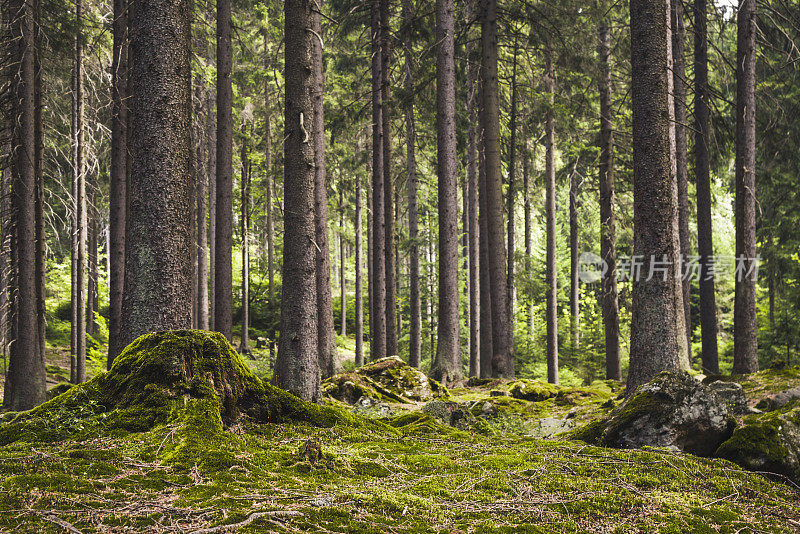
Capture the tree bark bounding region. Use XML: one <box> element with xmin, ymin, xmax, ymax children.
<box><xmin>430</xmin><ymin>0</ymin><xmax>461</xmax><ymax>384</ymax></box>
<box><xmin>694</xmin><ymin>0</ymin><xmax>719</xmax><ymax>374</ymax></box>
<box><xmin>544</xmin><ymin>47</ymin><xmax>558</xmax><ymax>385</ymax></box>
<box><xmin>569</xmin><ymin>160</ymin><xmax>580</xmax><ymax>355</ymax></box>
<box><xmin>73</xmin><ymin>0</ymin><xmax>87</xmax><ymax>384</ymax></box>
<box><xmin>672</xmin><ymin>0</ymin><xmax>691</xmax><ymax>351</ymax></box>
<box><xmin>478</xmin><ymin>87</ymin><xmax>493</xmax><ymax>379</ymax></box>
<box><xmin>208</xmin><ymin>87</ymin><xmax>217</xmax><ymax>331</ymax></box>
<box><xmin>119</xmin><ymin>0</ymin><xmax>193</xmax><ymax>347</ymax></box>
<box><xmin>275</xmin><ymin>0</ymin><xmax>321</xmax><ymax>402</ymax></box>
<box><xmin>214</xmin><ymin>0</ymin><xmax>234</xmax><ymax>341</ymax></box>
<box><xmin>381</xmin><ymin>0</ymin><xmax>397</xmax><ymax>357</ymax></box>
<box><xmin>312</xmin><ymin>0</ymin><xmax>338</xmax><ymax>379</ymax></box>
<box><xmin>598</xmin><ymin>19</ymin><xmax>621</xmax><ymax>381</ymax></box>
<box><xmin>196</xmin><ymin>89</ymin><xmax>210</xmax><ymax>331</ymax></box>
<box><xmin>340</xmin><ymin>190</ymin><xmax>347</xmax><ymax>338</ymax></box>
<box><xmin>34</xmin><ymin>0</ymin><xmax>45</xmax><ymax>370</ymax></box>
<box><xmin>507</xmin><ymin>40</ymin><xmax>518</xmax><ymax>328</ymax></box>
<box><xmin>355</xmin><ymin>174</ymin><xmax>364</xmax><ymax>366</ymax></box>
<box><xmin>480</xmin><ymin>0</ymin><xmax>513</xmax><ymax>378</ymax></box>
<box><xmin>467</xmin><ymin>2</ymin><xmax>480</xmax><ymax>378</ymax></box>
<box><xmin>627</xmin><ymin>0</ymin><xmax>689</xmax><ymax>394</ymax></box>
<box><xmin>240</xmin><ymin>128</ymin><xmax>250</xmax><ymax>353</ymax></box>
<box><xmin>4</xmin><ymin>0</ymin><xmax>46</xmax><ymax>410</ymax></box>
<box><xmin>370</xmin><ymin>1</ymin><xmax>387</xmax><ymax>361</ymax></box>
<box><xmin>733</xmin><ymin>0</ymin><xmax>758</xmax><ymax>374</ymax></box>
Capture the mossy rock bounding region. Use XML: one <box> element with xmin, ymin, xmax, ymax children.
<box><xmin>323</xmin><ymin>356</ymin><xmax>448</xmax><ymax>405</ymax></box>
<box><xmin>508</xmin><ymin>379</ymin><xmax>561</xmax><ymax>402</ymax></box>
<box><xmin>0</xmin><ymin>330</ymin><xmax>360</xmax><ymax>447</ymax></box>
<box><xmin>715</xmin><ymin>405</ymin><xmax>800</xmax><ymax>483</ymax></box>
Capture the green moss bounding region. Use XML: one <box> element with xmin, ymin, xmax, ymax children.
<box><xmin>568</xmin><ymin>418</ymin><xmax>607</xmax><ymax>444</ymax></box>
<box><xmin>508</xmin><ymin>379</ymin><xmax>561</xmax><ymax>401</ymax></box>
<box><xmin>716</xmin><ymin>423</ymin><xmax>787</xmax><ymax>466</ymax></box>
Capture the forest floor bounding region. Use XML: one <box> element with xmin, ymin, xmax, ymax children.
<box><xmin>0</xmin><ymin>334</ymin><xmax>799</xmax><ymax>533</ymax></box>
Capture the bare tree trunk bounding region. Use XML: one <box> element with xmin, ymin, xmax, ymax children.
<box><xmin>240</xmin><ymin>128</ymin><xmax>250</xmax><ymax>353</ymax></box>
<box><xmin>214</xmin><ymin>0</ymin><xmax>234</xmax><ymax>341</ymax></box>
<box><xmin>467</xmin><ymin>2</ymin><xmax>480</xmax><ymax>377</ymax></box>
<box><xmin>370</xmin><ymin>1</ymin><xmax>387</xmax><ymax>361</ymax></box>
<box><xmin>598</xmin><ymin>19</ymin><xmax>621</xmax><ymax>381</ymax></box>
<box><xmin>524</xmin><ymin>135</ymin><xmax>533</xmax><ymax>341</ymax></box>
<box><xmin>196</xmin><ymin>89</ymin><xmax>210</xmax><ymax>331</ymax></box>
<box><xmin>340</xmin><ymin>189</ymin><xmax>347</xmax><ymax>338</ymax></box>
<box><xmin>480</xmin><ymin>0</ymin><xmax>513</xmax><ymax>378</ymax></box>
<box><xmin>672</xmin><ymin>0</ymin><xmax>691</xmax><ymax>350</ymax></box>
<box><xmin>355</xmin><ymin>174</ymin><xmax>364</xmax><ymax>366</ymax></box>
<box><xmin>478</xmin><ymin>92</ymin><xmax>493</xmax><ymax>379</ymax></box>
<box><xmin>507</xmin><ymin>39</ymin><xmax>518</xmax><ymax>329</ymax></box>
<box><xmin>265</xmin><ymin>112</ymin><xmax>274</xmax><ymax>304</ymax></box>
<box><xmin>627</xmin><ymin>0</ymin><xmax>689</xmax><ymax>394</ymax></box>
<box><xmin>207</xmin><ymin>87</ymin><xmax>217</xmax><ymax>331</ymax></box>
<box><xmin>569</xmin><ymin>160</ymin><xmax>580</xmax><ymax>355</ymax></box>
<box><xmin>33</xmin><ymin>0</ymin><xmax>45</xmax><ymax>368</ymax></box>
<box><xmin>73</xmin><ymin>0</ymin><xmax>87</xmax><ymax>384</ymax></box>
<box><xmin>312</xmin><ymin>0</ymin><xmax>337</xmax><ymax>378</ymax></box>
<box><xmin>4</xmin><ymin>0</ymin><xmax>46</xmax><ymax>410</ymax></box>
<box><xmin>430</xmin><ymin>0</ymin><xmax>461</xmax><ymax>384</ymax></box>
<box><xmin>87</xmin><ymin>187</ymin><xmax>98</xmax><ymax>336</ymax></box>
<box><xmin>275</xmin><ymin>0</ymin><xmax>321</xmax><ymax>402</ymax></box>
<box><xmin>733</xmin><ymin>0</ymin><xmax>758</xmax><ymax>374</ymax></box>
<box><xmin>381</xmin><ymin>0</ymin><xmax>397</xmax><ymax>357</ymax></box>
<box><xmin>544</xmin><ymin>46</ymin><xmax>558</xmax><ymax>385</ymax></box>
<box><xmin>119</xmin><ymin>0</ymin><xmax>193</xmax><ymax>347</ymax></box>
<box><xmin>404</xmin><ymin>0</ymin><xmax>421</xmax><ymax>370</ymax></box>
<box><xmin>694</xmin><ymin>0</ymin><xmax>719</xmax><ymax>374</ymax></box>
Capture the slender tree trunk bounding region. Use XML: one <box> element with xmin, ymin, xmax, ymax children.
<box><xmin>4</xmin><ymin>0</ymin><xmax>46</xmax><ymax>410</ymax></box>
<box><xmin>312</xmin><ymin>0</ymin><xmax>337</xmax><ymax>378</ymax></box>
<box><xmin>275</xmin><ymin>0</ymin><xmax>321</xmax><ymax>402</ymax></box>
<box><xmin>404</xmin><ymin>0</ymin><xmax>421</xmax><ymax>370</ymax></box>
<box><xmin>480</xmin><ymin>0</ymin><xmax>513</xmax><ymax>378</ymax></box>
<box><xmin>355</xmin><ymin>174</ymin><xmax>364</xmax><ymax>366</ymax></box>
<box><xmin>598</xmin><ymin>19</ymin><xmax>621</xmax><ymax>381</ymax></box>
<box><xmin>265</xmin><ymin>112</ymin><xmax>274</xmax><ymax>304</ymax></box>
<box><xmin>240</xmin><ymin>129</ymin><xmax>250</xmax><ymax>353</ymax></box>
<box><xmin>73</xmin><ymin>0</ymin><xmax>87</xmax><ymax>384</ymax></box>
<box><xmin>627</xmin><ymin>0</ymin><xmax>689</xmax><ymax>394</ymax></box>
<box><xmin>381</xmin><ymin>0</ymin><xmax>397</xmax><ymax>357</ymax></box>
<box><xmin>478</xmin><ymin>91</ymin><xmax>493</xmax><ymax>379</ymax></box>
<box><xmin>214</xmin><ymin>0</ymin><xmax>234</xmax><ymax>341</ymax></box>
<box><xmin>507</xmin><ymin>40</ymin><xmax>518</xmax><ymax>328</ymax></box>
<box><xmin>430</xmin><ymin>0</ymin><xmax>461</xmax><ymax>384</ymax></box>
<box><xmin>672</xmin><ymin>0</ymin><xmax>691</xmax><ymax>350</ymax></box>
<box><xmin>370</xmin><ymin>1</ymin><xmax>387</xmax><ymax>361</ymax></box>
<box><xmin>119</xmin><ymin>0</ymin><xmax>193</xmax><ymax>347</ymax></box>
<box><xmin>207</xmin><ymin>87</ymin><xmax>217</xmax><ymax>331</ymax></box>
<box><xmin>733</xmin><ymin>0</ymin><xmax>758</xmax><ymax>374</ymax></box>
<box><xmin>33</xmin><ymin>0</ymin><xmax>45</xmax><ymax>369</ymax></box>
<box><xmin>544</xmin><ymin>47</ymin><xmax>558</xmax><ymax>385</ymax></box>
<box><xmin>87</xmin><ymin>189</ymin><xmax>98</xmax><ymax>336</ymax></box>
<box><xmin>196</xmin><ymin>90</ymin><xmax>210</xmax><ymax>331</ymax></box>
<box><xmin>467</xmin><ymin>4</ymin><xmax>480</xmax><ymax>377</ymax></box>
<box><xmin>569</xmin><ymin>160</ymin><xmax>580</xmax><ymax>355</ymax></box>
<box><xmin>694</xmin><ymin>0</ymin><xmax>719</xmax><ymax>374</ymax></box>
<box><xmin>340</xmin><ymin>190</ymin><xmax>347</xmax><ymax>338</ymax></box>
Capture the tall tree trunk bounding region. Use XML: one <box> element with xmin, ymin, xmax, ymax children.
<box><xmin>381</xmin><ymin>0</ymin><xmax>397</xmax><ymax>357</ymax></box>
<box><xmin>544</xmin><ymin>47</ymin><xmax>558</xmax><ymax>385</ymax></box>
<box><xmin>627</xmin><ymin>0</ymin><xmax>689</xmax><ymax>394</ymax></box>
<box><xmin>404</xmin><ymin>0</ymin><xmax>421</xmax><ymax>370</ymax></box>
<box><xmin>370</xmin><ymin>1</ymin><xmax>387</xmax><ymax>361</ymax></box>
<box><xmin>694</xmin><ymin>0</ymin><xmax>719</xmax><ymax>374</ymax></box>
<box><xmin>4</xmin><ymin>0</ymin><xmax>46</xmax><ymax>410</ymax></box>
<box><xmin>480</xmin><ymin>0</ymin><xmax>513</xmax><ymax>378</ymax></box>
<box><xmin>265</xmin><ymin>111</ymin><xmax>274</xmax><ymax>304</ymax></box>
<box><xmin>196</xmin><ymin>89</ymin><xmax>210</xmax><ymax>331</ymax></box>
<box><xmin>312</xmin><ymin>0</ymin><xmax>337</xmax><ymax>378</ymax></box>
<box><xmin>524</xmin><ymin>136</ymin><xmax>533</xmax><ymax>341</ymax></box>
<box><xmin>207</xmin><ymin>87</ymin><xmax>217</xmax><ymax>331</ymax></box>
<box><xmin>430</xmin><ymin>0</ymin><xmax>461</xmax><ymax>384</ymax></box>
<box><xmin>733</xmin><ymin>0</ymin><xmax>758</xmax><ymax>374</ymax></box>
<box><xmin>598</xmin><ymin>19</ymin><xmax>621</xmax><ymax>381</ymax></box>
<box><xmin>73</xmin><ymin>0</ymin><xmax>87</xmax><ymax>384</ymax></box>
<box><xmin>340</xmin><ymin>189</ymin><xmax>347</xmax><ymax>338</ymax></box>
<box><xmin>569</xmin><ymin>159</ymin><xmax>580</xmax><ymax>355</ymax></box>
<box><xmin>214</xmin><ymin>0</ymin><xmax>234</xmax><ymax>341</ymax></box>
<box><xmin>275</xmin><ymin>0</ymin><xmax>321</xmax><ymax>402</ymax></box>
<box><xmin>355</xmin><ymin>174</ymin><xmax>364</xmax><ymax>366</ymax></box>
<box><xmin>87</xmin><ymin>188</ymin><xmax>98</xmax><ymax>336</ymax></box>
<box><xmin>34</xmin><ymin>0</ymin><xmax>45</xmax><ymax>369</ymax></box>
<box><xmin>478</xmin><ymin>94</ymin><xmax>493</xmax><ymax>378</ymax></box>
<box><xmin>467</xmin><ymin>3</ymin><xmax>480</xmax><ymax>377</ymax></box>
<box><xmin>240</xmin><ymin>128</ymin><xmax>250</xmax><ymax>353</ymax></box>
<box><xmin>672</xmin><ymin>0</ymin><xmax>691</xmax><ymax>350</ymax></box>
<box><xmin>507</xmin><ymin>39</ymin><xmax>518</xmax><ymax>328</ymax></box>
<box><xmin>119</xmin><ymin>0</ymin><xmax>193</xmax><ymax>347</ymax></box>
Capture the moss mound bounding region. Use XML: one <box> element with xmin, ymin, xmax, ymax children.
<box><xmin>508</xmin><ymin>379</ymin><xmax>562</xmax><ymax>402</ymax></box>
<box><xmin>0</xmin><ymin>330</ymin><xmax>357</xmax><ymax>446</ymax></box>
<box><xmin>322</xmin><ymin>356</ymin><xmax>448</xmax><ymax>404</ymax></box>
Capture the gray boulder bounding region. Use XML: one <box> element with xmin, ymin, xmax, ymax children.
<box><xmin>755</xmin><ymin>387</ymin><xmax>800</xmax><ymax>412</ymax></box>
<box><xmin>708</xmin><ymin>381</ymin><xmax>749</xmax><ymax>414</ymax></box>
<box><xmin>422</xmin><ymin>400</ymin><xmax>478</xmax><ymax>431</ymax></box>
<box><xmin>716</xmin><ymin>406</ymin><xmax>800</xmax><ymax>483</ymax></box>
<box><xmin>600</xmin><ymin>372</ymin><xmax>736</xmax><ymax>457</ymax></box>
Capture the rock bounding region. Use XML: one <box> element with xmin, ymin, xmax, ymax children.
<box><xmin>755</xmin><ymin>388</ymin><xmax>800</xmax><ymax>412</ymax></box>
<box><xmin>598</xmin><ymin>372</ymin><xmax>736</xmax><ymax>457</ymax></box>
<box><xmin>479</xmin><ymin>401</ymin><xmax>497</xmax><ymax>417</ymax></box>
<box><xmin>322</xmin><ymin>356</ymin><xmax>448</xmax><ymax>405</ymax></box>
<box><xmin>526</xmin><ymin>417</ymin><xmax>577</xmax><ymax>439</ymax></box>
<box><xmin>508</xmin><ymin>379</ymin><xmax>560</xmax><ymax>402</ymax></box>
<box><xmin>353</xmin><ymin>396</ymin><xmax>393</xmax><ymax>418</ymax></box>
<box><xmin>489</xmin><ymin>390</ymin><xmax>506</xmax><ymax>397</ymax></box>
<box><xmin>708</xmin><ymin>381</ymin><xmax>749</xmax><ymax>414</ymax></box>
<box><xmin>716</xmin><ymin>405</ymin><xmax>800</xmax><ymax>483</ymax></box>
<box><xmin>422</xmin><ymin>400</ymin><xmax>477</xmax><ymax>431</ymax></box>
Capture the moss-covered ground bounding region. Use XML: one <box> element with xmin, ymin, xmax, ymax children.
<box><xmin>1</xmin><ymin>336</ymin><xmax>799</xmax><ymax>532</ymax></box>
